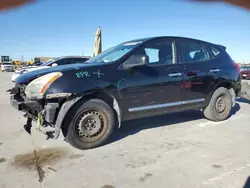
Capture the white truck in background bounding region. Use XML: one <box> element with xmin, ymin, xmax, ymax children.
<box><xmin>1</xmin><ymin>56</ymin><xmax>14</xmax><ymax>72</ymax></box>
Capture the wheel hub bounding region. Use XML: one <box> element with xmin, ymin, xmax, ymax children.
<box><xmin>76</xmin><ymin>111</ymin><xmax>104</xmax><ymax>138</ymax></box>
<box><xmin>215</xmin><ymin>96</ymin><xmax>226</xmax><ymax>113</ymax></box>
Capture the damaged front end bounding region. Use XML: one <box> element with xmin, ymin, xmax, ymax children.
<box><xmin>8</xmin><ymin>72</ymin><xmax>74</xmax><ymax>140</ymax></box>
<box><xmin>9</xmin><ymin>83</ymin><xmax>65</xmax><ymax>139</ymax></box>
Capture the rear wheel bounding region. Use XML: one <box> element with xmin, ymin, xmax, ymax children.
<box><xmin>62</xmin><ymin>99</ymin><xmax>115</xmax><ymax>150</ymax></box>
<box><xmin>203</xmin><ymin>87</ymin><xmax>232</xmax><ymax>121</ymax></box>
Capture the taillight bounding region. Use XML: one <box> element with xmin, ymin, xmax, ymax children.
<box><xmin>233</xmin><ymin>63</ymin><xmax>241</xmax><ymax>73</ymax></box>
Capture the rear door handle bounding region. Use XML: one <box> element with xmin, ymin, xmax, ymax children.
<box><xmin>168</xmin><ymin>73</ymin><xmax>182</xmax><ymax>77</ymax></box>
<box><xmin>210</xmin><ymin>68</ymin><xmax>220</xmax><ymax>73</ymax></box>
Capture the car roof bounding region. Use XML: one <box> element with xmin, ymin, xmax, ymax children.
<box><xmin>58</xmin><ymin>56</ymin><xmax>91</xmax><ymax>59</ymax></box>
<box><xmin>124</xmin><ymin>36</ymin><xmax>224</xmax><ymax>48</ymax></box>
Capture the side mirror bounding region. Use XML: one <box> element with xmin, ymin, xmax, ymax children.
<box><xmin>51</xmin><ymin>63</ymin><xmax>58</xmax><ymax>67</ymax></box>
<box><xmin>123</xmin><ymin>54</ymin><xmax>149</xmax><ymax>70</ymax></box>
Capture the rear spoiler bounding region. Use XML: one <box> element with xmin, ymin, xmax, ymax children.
<box><xmin>217</xmin><ymin>44</ymin><xmax>226</xmax><ymax>51</ymax></box>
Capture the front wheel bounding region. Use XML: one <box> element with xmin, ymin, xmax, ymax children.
<box><xmin>62</xmin><ymin>99</ymin><xmax>115</xmax><ymax>150</ymax></box>
<box><xmin>203</xmin><ymin>87</ymin><xmax>232</xmax><ymax>121</ymax></box>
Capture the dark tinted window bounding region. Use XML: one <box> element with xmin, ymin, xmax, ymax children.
<box><xmin>180</xmin><ymin>40</ymin><xmax>210</xmax><ymax>63</ymax></box>
<box><xmin>134</xmin><ymin>39</ymin><xmax>174</xmax><ymax>65</ymax></box>
<box><xmin>1</xmin><ymin>56</ymin><xmax>9</xmax><ymax>61</ymax></box>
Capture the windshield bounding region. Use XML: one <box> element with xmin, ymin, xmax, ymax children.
<box><xmin>2</xmin><ymin>62</ymin><xmax>12</xmax><ymax>65</ymax></box>
<box><xmin>242</xmin><ymin>67</ymin><xmax>250</xmax><ymax>70</ymax></box>
<box><xmin>86</xmin><ymin>40</ymin><xmax>144</xmax><ymax>64</ymax></box>
<box><xmin>40</xmin><ymin>57</ymin><xmax>60</xmax><ymax>66</ymax></box>
<box><xmin>1</xmin><ymin>56</ymin><xmax>10</xmax><ymax>62</ymax></box>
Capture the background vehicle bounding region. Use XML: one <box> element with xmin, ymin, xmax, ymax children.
<box><xmin>28</xmin><ymin>60</ymin><xmax>43</xmax><ymax>66</ymax></box>
<box><xmin>12</xmin><ymin>60</ymin><xmax>23</xmax><ymax>66</ymax></box>
<box><xmin>11</xmin><ymin>56</ymin><xmax>91</xmax><ymax>81</ymax></box>
<box><xmin>241</xmin><ymin>66</ymin><xmax>250</xmax><ymax>79</ymax></box>
<box><xmin>1</xmin><ymin>56</ymin><xmax>14</xmax><ymax>72</ymax></box>
<box><xmin>9</xmin><ymin>36</ymin><xmax>241</xmax><ymax>150</ymax></box>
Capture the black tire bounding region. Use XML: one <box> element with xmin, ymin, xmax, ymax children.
<box><xmin>203</xmin><ymin>87</ymin><xmax>232</xmax><ymax>121</ymax></box>
<box><xmin>62</xmin><ymin>99</ymin><xmax>115</xmax><ymax>150</ymax></box>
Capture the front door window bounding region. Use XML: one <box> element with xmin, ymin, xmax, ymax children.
<box><xmin>134</xmin><ymin>39</ymin><xmax>174</xmax><ymax>65</ymax></box>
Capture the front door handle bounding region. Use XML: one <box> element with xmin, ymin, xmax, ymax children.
<box><xmin>168</xmin><ymin>72</ymin><xmax>182</xmax><ymax>77</ymax></box>
<box><xmin>210</xmin><ymin>68</ymin><xmax>220</xmax><ymax>73</ymax></box>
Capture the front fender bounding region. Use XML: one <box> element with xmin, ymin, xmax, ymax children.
<box><xmin>53</xmin><ymin>97</ymin><xmax>82</xmax><ymax>139</ymax></box>
<box><xmin>53</xmin><ymin>92</ymin><xmax>122</xmax><ymax>139</ymax></box>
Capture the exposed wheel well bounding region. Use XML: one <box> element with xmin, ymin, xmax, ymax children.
<box><xmin>215</xmin><ymin>82</ymin><xmax>233</xmax><ymax>91</ymax></box>
<box><xmin>208</xmin><ymin>81</ymin><xmax>236</xmax><ymax>107</ymax></box>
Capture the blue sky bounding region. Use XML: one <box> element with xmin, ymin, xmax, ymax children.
<box><xmin>0</xmin><ymin>0</ymin><xmax>250</xmax><ymax>62</ymax></box>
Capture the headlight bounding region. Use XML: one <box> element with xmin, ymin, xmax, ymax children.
<box><xmin>25</xmin><ymin>72</ymin><xmax>62</xmax><ymax>99</ymax></box>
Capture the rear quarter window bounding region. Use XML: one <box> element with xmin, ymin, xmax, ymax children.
<box><xmin>209</xmin><ymin>45</ymin><xmax>221</xmax><ymax>58</ymax></box>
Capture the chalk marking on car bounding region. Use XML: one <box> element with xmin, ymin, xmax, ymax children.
<box><xmin>117</xmin><ymin>78</ymin><xmax>128</xmax><ymax>99</ymax></box>
<box><xmin>144</xmin><ymin>92</ymin><xmax>152</xmax><ymax>96</ymax></box>
<box><xmin>132</xmin><ymin>100</ymin><xmax>140</xmax><ymax>103</ymax></box>
<box><xmin>92</xmin><ymin>70</ymin><xmax>104</xmax><ymax>78</ymax></box>
<box><xmin>75</xmin><ymin>71</ymin><xmax>90</xmax><ymax>78</ymax></box>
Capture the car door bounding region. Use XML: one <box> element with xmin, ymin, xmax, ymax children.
<box><xmin>118</xmin><ymin>38</ymin><xmax>183</xmax><ymax>120</ymax></box>
<box><xmin>177</xmin><ymin>39</ymin><xmax>216</xmax><ymax>109</ymax></box>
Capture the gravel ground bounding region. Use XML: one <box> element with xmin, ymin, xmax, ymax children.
<box><xmin>0</xmin><ymin>72</ymin><xmax>250</xmax><ymax>188</ymax></box>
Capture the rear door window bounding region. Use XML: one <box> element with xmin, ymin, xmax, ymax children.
<box><xmin>179</xmin><ymin>40</ymin><xmax>210</xmax><ymax>63</ymax></box>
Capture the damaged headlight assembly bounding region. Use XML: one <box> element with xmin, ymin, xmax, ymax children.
<box><xmin>25</xmin><ymin>72</ymin><xmax>63</xmax><ymax>99</ymax></box>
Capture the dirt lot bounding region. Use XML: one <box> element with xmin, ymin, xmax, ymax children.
<box><xmin>0</xmin><ymin>72</ymin><xmax>250</xmax><ymax>188</ymax></box>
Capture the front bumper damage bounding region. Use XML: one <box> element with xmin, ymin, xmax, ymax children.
<box><xmin>8</xmin><ymin>84</ymin><xmax>81</xmax><ymax>140</ymax></box>
<box><xmin>10</xmin><ymin>94</ymin><xmax>60</xmax><ymax>139</ymax></box>
<box><xmin>9</xmin><ymin>84</ymin><xmax>63</xmax><ymax>139</ymax></box>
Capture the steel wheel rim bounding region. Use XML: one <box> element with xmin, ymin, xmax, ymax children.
<box><xmin>215</xmin><ymin>95</ymin><xmax>227</xmax><ymax>114</ymax></box>
<box><xmin>74</xmin><ymin>108</ymin><xmax>108</xmax><ymax>143</ymax></box>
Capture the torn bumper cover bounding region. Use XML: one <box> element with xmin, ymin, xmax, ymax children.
<box><xmin>9</xmin><ymin>85</ymin><xmax>60</xmax><ymax>139</ymax></box>
<box><xmin>10</xmin><ymin>95</ymin><xmax>40</xmax><ymax>112</ymax></box>
<box><xmin>9</xmin><ymin>85</ymin><xmax>82</xmax><ymax>139</ymax></box>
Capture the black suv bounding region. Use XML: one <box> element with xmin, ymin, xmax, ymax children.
<box><xmin>9</xmin><ymin>36</ymin><xmax>241</xmax><ymax>150</ymax></box>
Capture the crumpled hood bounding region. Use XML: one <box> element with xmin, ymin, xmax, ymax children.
<box><xmin>15</xmin><ymin>63</ymin><xmax>99</xmax><ymax>85</ymax></box>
